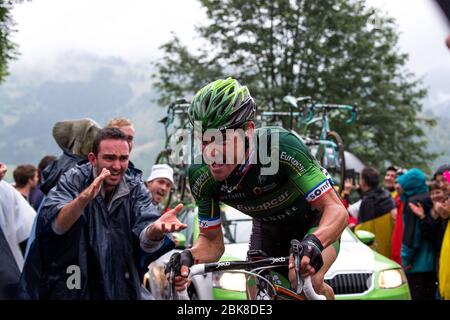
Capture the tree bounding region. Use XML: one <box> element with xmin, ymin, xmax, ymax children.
<box><xmin>0</xmin><ymin>0</ymin><xmax>20</xmax><ymax>83</ymax></box>
<box><xmin>153</xmin><ymin>0</ymin><xmax>437</xmax><ymax>171</ymax></box>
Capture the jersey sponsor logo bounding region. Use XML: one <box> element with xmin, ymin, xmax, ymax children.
<box><xmin>253</xmin><ymin>187</ymin><xmax>262</xmax><ymax>195</ymax></box>
<box><xmin>255</xmin><ymin>205</ymin><xmax>299</xmax><ymax>222</ymax></box>
<box><xmin>280</xmin><ymin>151</ymin><xmax>306</xmax><ymax>174</ymax></box>
<box><xmin>305</xmin><ymin>179</ymin><xmax>332</xmax><ymax>203</ymax></box>
<box><xmin>236</xmin><ymin>190</ymin><xmax>290</xmax><ymax>212</ymax></box>
<box><xmin>191</xmin><ymin>170</ymin><xmax>210</xmax><ymax>197</ymax></box>
<box><xmin>258</xmin><ymin>210</ymin><xmax>295</xmax><ymax>222</ymax></box>
<box><xmin>252</xmin><ymin>182</ymin><xmax>277</xmax><ymax>195</ymax></box>
<box><xmin>199</xmin><ymin>217</ymin><xmax>221</xmax><ymax>230</ymax></box>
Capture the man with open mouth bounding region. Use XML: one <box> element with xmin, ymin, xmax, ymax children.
<box><xmin>167</xmin><ymin>77</ymin><xmax>348</xmax><ymax>299</ymax></box>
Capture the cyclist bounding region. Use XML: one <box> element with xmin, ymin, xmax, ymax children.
<box><xmin>168</xmin><ymin>78</ymin><xmax>348</xmax><ymax>299</ymax></box>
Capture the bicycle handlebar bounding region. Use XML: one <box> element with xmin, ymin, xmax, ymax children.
<box><xmin>172</xmin><ymin>256</ymin><xmax>326</xmax><ymax>300</ymax></box>
<box><xmin>308</xmin><ymin>103</ymin><xmax>357</xmax><ymax>124</ymax></box>
<box><xmin>283</xmin><ymin>95</ymin><xmax>312</xmax><ymax>109</ymax></box>
<box><xmin>265</xmin><ymin>96</ymin><xmax>357</xmax><ymax>126</ymax></box>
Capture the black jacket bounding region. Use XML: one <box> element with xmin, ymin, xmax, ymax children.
<box><xmin>359</xmin><ymin>187</ymin><xmax>395</xmax><ymax>223</ymax></box>
<box><xmin>39</xmin><ymin>150</ymin><xmax>86</xmax><ymax>195</ymax></box>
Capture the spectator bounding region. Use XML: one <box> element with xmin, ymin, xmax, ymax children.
<box><xmin>433</xmin><ymin>164</ymin><xmax>450</xmax><ymax>196</ymax></box>
<box><xmin>391</xmin><ymin>168</ymin><xmax>407</xmax><ymax>265</ymax></box>
<box><xmin>427</xmin><ymin>181</ymin><xmax>448</xmax><ymax>254</ymax></box>
<box><xmin>0</xmin><ymin>162</ymin><xmax>7</xmax><ymax>181</ymax></box>
<box><xmin>13</xmin><ymin>165</ymin><xmax>39</xmax><ymax>203</ymax></box>
<box><xmin>384</xmin><ymin>166</ymin><xmax>398</xmax><ymax>195</ymax></box>
<box><xmin>40</xmin><ymin>119</ymin><xmax>101</xmax><ymax>195</ymax></box>
<box><xmin>341</xmin><ymin>178</ymin><xmax>358</xmax><ymax>229</ymax></box>
<box><xmin>106</xmin><ymin>118</ymin><xmax>135</xmax><ymax>151</ymax></box>
<box><xmin>397</xmin><ymin>168</ymin><xmax>436</xmax><ymax>300</ymax></box>
<box><xmin>28</xmin><ymin>155</ymin><xmax>57</xmax><ymax>211</ymax></box>
<box><xmin>106</xmin><ymin>118</ymin><xmax>142</xmax><ymax>176</ymax></box>
<box><xmin>145</xmin><ymin>164</ymin><xmax>187</xmax><ymax>248</ymax></box>
<box><xmin>22</xmin><ymin>128</ymin><xmax>186</xmax><ymax>300</ymax></box>
<box><xmin>438</xmin><ymin>196</ymin><xmax>450</xmax><ymax>299</ymax></box>
<box><xmin>409</xmin><ymin>180</ymin><xmax>448</xmax><ymax>299</ymax></box>
<box><xmin>0</xmin><ymin>162</ymin><xmax>36</xmax><ymax>299</ymax></box>
<box><xmin>146</xmin><ymin>164</ymin><xmax>174</xmax><ymax>208</ymax></box>
<box><xmin>347</xmin><ymin>167</ymin><xmax>396</xmax><ymax>258</ymax></box>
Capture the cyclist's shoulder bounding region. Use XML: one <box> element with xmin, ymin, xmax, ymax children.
<box><xmin>257</xmin><ymin>126</ymin><xmax>310</xmax><ymax>164</ymax></box>
<box><xmin>256</xmin><ymin>125</ymin><xmax>289</xmax><ymax>138</ymax></box>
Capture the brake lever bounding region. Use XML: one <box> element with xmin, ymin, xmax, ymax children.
<box><xmin>290</xmin><ymin>239</ymin><xmax>304</xmax><ymax>294</ymax></box>
<box><xmin>167</xmin><ymin>252</ymin><xmax>181</xmax><ymax>300</ymax></box>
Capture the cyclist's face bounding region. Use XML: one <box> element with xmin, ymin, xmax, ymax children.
<box><xmin>202</xmin><ymin>128</ymin><xmax>249</xmax><ymax>181</ymax></box>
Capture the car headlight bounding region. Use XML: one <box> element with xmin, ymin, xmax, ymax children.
<box><xmin>212</xmin><ymin>271</ymin><xmax>246</xmax><ymax>292</ymax></box>
<box><xmin>378</xmin><ymin>269</ymin><xmax>406</xmax><ymax>289</ymax></box>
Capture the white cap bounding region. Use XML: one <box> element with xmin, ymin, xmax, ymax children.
<box><xmin>147</xmin><ymin>164</ymin><xmax>174</xmax><ymax>184</ymax></box>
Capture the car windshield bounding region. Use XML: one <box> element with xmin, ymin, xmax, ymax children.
<box><xmin>221</xmin><ymin>205</ymin><xmax>252</xmax><ymax>244</ymax></box>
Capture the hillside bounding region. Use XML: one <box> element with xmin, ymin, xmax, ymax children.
<box><xmin>0</xmin><ymin>51</ymin><xmax>449</xmax><ymax>181</ymax></box>
<box><xmin>0</xmin><ymin>52</ymin><xmax>168</xmax><ymax>180</ymax></box>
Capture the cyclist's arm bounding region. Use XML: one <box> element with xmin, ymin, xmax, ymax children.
<box><xmin>279</xmin><ymin>131</ymin><xmax>347</xmax><ymax>247</ymax></box>
<box><xmin>188</xmin><ymin>165</ymin><xmax>225</xmax><ymax>262</ymax></box>
<box><xmin>310</xmin><ymin>190</ymin><xmax>348</xmax><ymax>248</ymax></box>
<box><xmin>190</xmin><ymin>226</ymin><xmax>225</xmax><ymax>263</ymax></box>
<box><xmin>189</xmin><ymin>197</ymin><xmax>225</xmax><ymax>262</ymax></box>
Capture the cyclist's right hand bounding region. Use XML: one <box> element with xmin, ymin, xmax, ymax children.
<box><xmin>289</xmin><ymin>235</ymin><xmax>324</xmax><ymax>276</ymax></box>
<box><xmin>165</xmin><ymin>250</ymin><xmax>194</xmax><ymax>292</ymax></box>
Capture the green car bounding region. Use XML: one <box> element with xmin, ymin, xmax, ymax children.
<box><xmin>145</xmin><ymin>205</ymin><xmax>411</xmax><ymax>300</ymax></box>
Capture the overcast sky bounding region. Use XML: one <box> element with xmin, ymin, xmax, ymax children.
<box><xmin>9</xmin><ymin>0</ymin><xmax>450</xmax><ymax>80</ymax></box>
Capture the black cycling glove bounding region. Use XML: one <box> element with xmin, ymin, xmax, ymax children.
<box><xmin>165</xmin><ymin>250</ymin><xmax>194</xmax><ymax>276</ymax></box>
<box><xmin>291</xmin><ymin>234</ymin><xmax>324</xmax><ymax>273</ymax></box>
